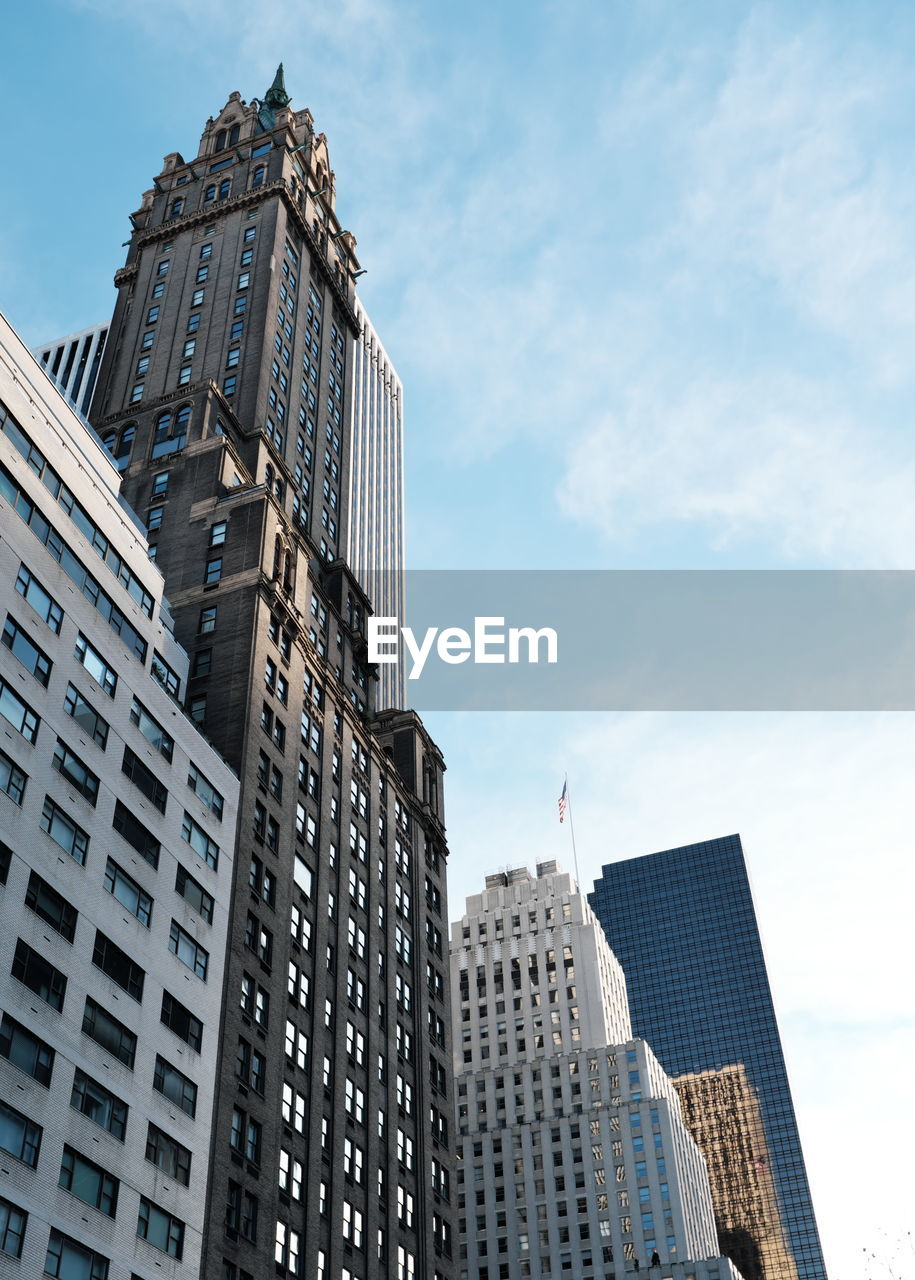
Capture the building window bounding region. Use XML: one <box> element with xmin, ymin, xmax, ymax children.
<box><xmin>151</xmin><ymin>405</ymin><xmax>190</xmax><ymax>459</ymax></box>
<box><xmin>130</xmin><ymin>697</ymin><xmax>174</xmax><ymax>760</ymax></box>
<box><xmin>59</xmin><ymin>1145</ymin><xmax>119</xmax><ymax>1216</ymax></box>
<box><xmin>112</xmin><ymin>798</ymin><xmax>160</xmax><ymax>867</ymax></box>
<box><xmin>12</xmin><ymin>938</ymin><xmax>67</xmax><ymax>1010</ymax></box>
<box><xmin>153</xmin><ymin>1055</ymin><xmax>197</xmax><ymax>1116</ymax></box>
<box><xmin>169</xmin><ymin>920</ymin><xmax>209</xmax><ymax>980</ymax></box>
<box><xmin>41</xmin><ymin>795</ymin><xmax>89</xmax><ymax>862</ymax></box>
<box><xmin>146</xmin><ymin>306</ymin><xmax>159</xmax><ymax>323</ymax></box>
<box><xmin>146</xmin><ymin>1123</ymin><xmax>192</xmax><ymax>1185</ymax></box>
<box><xmin>93</xmin><ymin>929</ymin><xmax>145</xmax><ymax>1000</ymax></box>
<box><xmin>137</xmin><ymin>1197</ymin><xmax>185</xmax><ymax>1260</ymax></box>
<box><xmin>187</xmin><ymin>312</ymin><xmax>200</xmax><ymax>333</ymax></box>
<box><xmin>0</xmin><ymin>1013</ymin><xmax>54</xmax><ymax>1085</ymax></box>
<box><xmin>44</xmin><ymin>1230</ymin><xmax>109</xmax><ymax>1280</ymax></box>
<box><xmin>191</xmin><ymin>288</ymin><xmax>205</xmax><ymax>307</ymax></box>
<box><xmin>196</xmin><ymin>264</ymin><xmax>209</xmax><ymax>283</ymax></box>
<box><xmin>0</xmin><ymin>1196</ymin><xmax>27</xmax><ymax>1259</ymax></box>
<box><xmin>0</xmin><ymin>676</ymin><xmax>39</xmax><ymax>742</ymax></box>
<box><xmin>15</xmin><ymin>564</ymin><xmax>63</xmax><ymax>631</ymax></box>
<box><xmin>2</xmin><ymin>615</ymin><xmax>52</xmax><ymax>685</ymax></box>
<box><xmin>161</xmin><ymin>989</ymin><xmax>203</xmax><ymax>1051</ymax></box>
<box><xmin>238</xmin><ymin>271</ymin><xmax>251</xmax><ymax>289</ymax></box>
<box><xmin>203</xmin><ymin>554</ymin><xmax>223</xmax><ymax>584</ymax></box>
<box><xmin>26</xmin><ymin>871</ymin><xmax>78</xmax><ymax>941</ymax></box>
<box><xmin>176</xmin><ymin>864</ymin><xmax>214</xmax><ymax>923</ymax></box>
<box><xmin>182</xmin><ymin>810</ymin><xmax>219</xmax><ymax>868</ymax></box>
<box><xmin>170</xmin><ymin>197</ymin><xmax>184</xmax><ymax>217</ymax></box>
<box><xmin>151</xmin><ymin>470</ymin><xmax>169</xmax><ymax>497</ymax></box>
<box><xmin>189</xmin><ymin>693</ymin><xmax>207</xmax><ymax>725</ymax></box>
<box><xmin>121</xmin><ymin>744</ymin><xmax>168</xmax><ymax>812</ymax></box>
<box><xmin>74</xmin><ymin>632</ymin><xmax>117</xmax><ymax>696</ymax></box>
<box><xmin>252</xmin><ymin>166</ymin><xmax>266</xmax><ymax>188</ymax></box>
<box><xmin>104</xmin><ymin>858</ymin><xmax>153</xmax><ymax>926</ymax></box>
<box><xmin>192</xmin><ymin>648</ymin><xmax>212</xmax><ymax>677</ymax></box>
<box><xmin>81</xmin><ymin>999</ymin><xmax>137</xmax><ymax>1068</ymax></box>
<box><xmin>223</xmin><ymin>374</ymin><xmax>237</xmax><ymax>396</ymax></box>
<box><xmin>178</xmin><ymin>364</ymin><xmax>192</xmax><ymax>385</ymax></box>
<box><xmin>188</xmin><ymin>760</ymin><xmax>224</xmax><ymax>817</ymax></box>
<box><xmin>69</xmin><ymin>1070</ymin><xmax>128</xmax><ymax>1141</ymax></box>
<box><xmin>0</xmin><ymin>748</ymin><xmax>26</xmax><ymax>806</ymax></box>
<box><xmin>226</xmin><ymin>346</ymin><xmax>240</xmax><ymax>367</ymax></box>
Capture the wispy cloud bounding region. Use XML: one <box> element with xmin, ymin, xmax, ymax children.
<box><xmin>558</xmin><ymin>373</ymin><xmax>915</xmax><ymax>565</ymax></box>
<box><xmin>550</xmin><ymin>10</ymin><xmax>915</xmax><ymax>566</ymax></box>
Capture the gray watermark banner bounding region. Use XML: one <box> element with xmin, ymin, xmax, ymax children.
<box><xmin>364</xmin><ymin>570</ymin><xmax>915</xmax><ymax>710</ymax></box>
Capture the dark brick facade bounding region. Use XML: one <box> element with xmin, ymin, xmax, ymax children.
<box><xmin>89</xmin><ymin>72</ymin><xmax>456</xmax><ymax>1280</ymax></box>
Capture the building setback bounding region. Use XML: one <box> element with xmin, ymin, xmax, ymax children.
<box><xmin>86</xmin><ymin>68</ymin><xmax>456</xmax><ymax>1280</ymax></box>
<box><xmin>588</xmin><ymin>836</ymin><xmax>826</xmax><ymax>1280</ymax></box>
<box><xmin>451</xmin><ymin>861</ymin><xmax>744</xmax><ymax>1280</ymax></box>
<box><xmin>0</xmin><ymin>310</ymin><xmax>239</xmax><ymax>1279</ymax></box>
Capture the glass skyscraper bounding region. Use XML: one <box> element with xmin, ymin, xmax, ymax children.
<box><xmin>588</xmin><ymin>834</ymin><xmax>827</xmax><ymax>1280</ymax></box>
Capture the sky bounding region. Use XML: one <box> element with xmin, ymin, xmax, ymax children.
<box><xmin>2</xmin><ymin>1</ymin><xmax>915</xmax><ymax>1276</ymax></box>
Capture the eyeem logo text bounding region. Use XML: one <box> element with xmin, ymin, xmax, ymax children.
<box><xmin>368</xmin><ymin>616</ymin><xmax>559</xmax><ymax>680</ymax></box>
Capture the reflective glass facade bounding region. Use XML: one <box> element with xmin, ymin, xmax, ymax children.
<box><xmin>589</xmin><ymin>834</ymin><xmax>827</xmax><ymax>1280</ymax></box>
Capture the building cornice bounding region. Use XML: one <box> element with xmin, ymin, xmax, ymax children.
<box><xmin>118</xmin><ymin>180</ymin><xmax>359</xmax><ymax>334</ymax></box>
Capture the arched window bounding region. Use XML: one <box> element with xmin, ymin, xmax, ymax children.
<box><xmin>170</xmin><ymin>197</ymin><xmax>184</xmax><ymax>218</ymax></box>
<box><xmin>151</xmin><ymin>405</ymin><xmax>190</xmax><ymax>460</ymax></box>
<box><xmin>252</xmin><ymin>165</ymin><xmax>266</xmax><ymax>189</ymax></box>
<box><xmin>204</xmin><ymin>184</ymin><xmax>216</xmax><ymax>203</ymax></box>
<box><xmin>229</xmin><ymin>124</ymin><xmax>240</xmax><ymax>147</ymax></box>
<box><xmin>101</xmin><ymin>423</ymin><xmax>135</xmax><ymax>472</ymax></box>
<box><xmin>215</xmin><ymin>128</ymin><xmax>227</xmax><ymax>153</ymax></box>
<box><xmin>219</xmin><ymin>178</ymin><xmax>231</xmax><ymax>200</ymax></box>
<box><xmin>265</xmin><ymin>464</ymin><xmax>274</xmax><ymax>491</ymax></box>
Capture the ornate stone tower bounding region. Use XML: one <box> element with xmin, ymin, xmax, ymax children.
<box><xmin>89</xmin><ymin>70</ymin><xmax>456</xmax><ymax>1280</ymax></box>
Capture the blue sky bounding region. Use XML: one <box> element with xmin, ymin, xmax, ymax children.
<box><xmin>3</xmin><ymin>2</ymin><xmax>915</xmax><ymax>1276</ymax></box>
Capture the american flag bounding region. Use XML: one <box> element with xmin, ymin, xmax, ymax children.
<box><xmin>558</xmin><ymin>780</ymin><xmax>568</xmax><ymax>824</ymax></box>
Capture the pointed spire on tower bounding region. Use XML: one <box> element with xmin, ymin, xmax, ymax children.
<box><xmin>264</xmin><ymin>63</ymin><xmax>291</xmax><ymax>110</ymax></box>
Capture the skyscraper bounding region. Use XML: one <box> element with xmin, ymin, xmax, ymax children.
<box><xmin>86</xmin><ymin>68</ymin><xmax>455</xmax><ymax>1280</ymax></box>
<box><xmin>588</xmin><ymin>835</ymin><xmax>826</xmax><ymax>1280</ymax></box>
<box><xmin>346</xmin><ymin>297</ymin><xmax>406</xmax><ymax>709</ymax></box>
<box><xmin>0</xmin><ymin>309</ymin><xmax>240</xmax><ymax>1278</ymax></box>
<box><xmin>451</xmin><ymin>861</ymin><xmax>745</xmax><ymax>1280</ymax></box>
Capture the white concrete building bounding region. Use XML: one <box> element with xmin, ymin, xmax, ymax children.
<box><xmin>346</xmin><ymin>297</ymin><xmax>406</xmax><ymax>707</ymax></box>
<box><xmin>0</xmin><ymin>310</ymin><xmax>239</xmax><ymax>1280</ymax></box>
<box><xmin>33</xmin><ymin>322</ymin><xmax>109</xmax><ymax>420</ymax></box>
<box><xmin>451</xmin><ymin>862</ymin><xmax>744</xmax><ymax>1280</ymax></box>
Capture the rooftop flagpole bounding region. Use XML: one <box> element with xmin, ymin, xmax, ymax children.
<box><xmin>559</xmin><ymin>776</ymin><xmax>581</xmax><ymax>888</ymax></box>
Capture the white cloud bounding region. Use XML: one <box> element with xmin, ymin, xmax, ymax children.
<box><xmin>554</xmin><ymin>12</ymin><xmax>915</xmax><ymax>566</ymax></box>
<box><xmin>558</xmin><ymin>374</ymin><xmax>915</xmax><ymax>565</ymax></box>
<box><xmin>683</xmin><ymin>12</ymin><xmax>915</xmax><ymax>384</ymax></box>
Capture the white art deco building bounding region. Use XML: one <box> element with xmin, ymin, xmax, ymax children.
<box><xmin>0</xmin><ymin>309</ymin><xmax>239</xmax><ymax>1280</ymax></box>
<box><xmin>451</xmin><ymin>861</ymin><xmax>744</xmax><ymax>1280</ymax></box>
